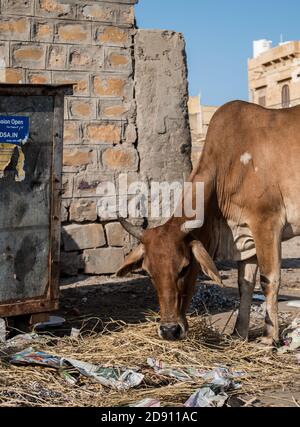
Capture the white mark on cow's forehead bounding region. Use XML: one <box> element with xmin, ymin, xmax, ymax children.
<box><xmin>240</xmin><ymin>152</ymin><xmax>252</xmax><ymax>165</ymax></box>
<box><xmin>255</xmin><ymin>167</ymin><xmax>259</xmax><ymax>173</ymax></box>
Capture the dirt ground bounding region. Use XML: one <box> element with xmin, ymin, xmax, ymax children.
<box><xmin>54</xmin><ymin>237</ymin><xmax>300</xmax><ymax>407</ymax></box>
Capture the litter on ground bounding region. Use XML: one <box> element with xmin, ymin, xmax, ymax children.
<box><xmin>278</xmin><ymin>318</ymin><xmax>300</xmax><ymax>354</ymax></box>
<box><xmin>129</xmin><ymin>398</ymin><xmax>161</xmax><ymax>407</ymax></box>
<box><xmin>10</xmin><ymin>347</ymin><xmax>144</xmax><ymax>391</ymax></box>
<box><xmin>0</xmin><ymin>316</ymin><xmax>299</xmax><ymax>407</ymax></box>
<box><xmin>287</xmin><ymin>301</ymin><xmax>300</xmax><ymax>308</ymax></box>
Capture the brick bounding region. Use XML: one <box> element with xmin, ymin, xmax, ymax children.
<box><xmin>62</xmin><ymin>224</ymin><xmax>106</xmax><ymax>252</ymax></box>
<box><xmin>78</xmin><ymin>3</ymin><xmax>117</xmax><ymax>22</ymax></box>
<box><xmin>84</xmin><ymin>123</ymin><xmax>121</xmax><ymax>144</ymax></box>
<box><xmin>73</xmin><ymin>173</ymin><xmax>112</xmax><ymax>197</ymax></box>
<box><xmin>125</xmin><ymin>123</ymin><xmax>137</xmax><ymax>144</ymax></box>
<box><xmin>69</xmin><ymin>199</ymin><xmax>97</xmax><ymax>222</ymax></box>
<box><xmin>68</xmin><ymin>46</ymin><xmax>103</xmax><ymax>70</ymax></box>
<box><xmin>83</xmin><ymin>248</ymin><xmax>124</xmax><ymax>275</ymax></box>
<box><xmin>12</xmin><ymin>43</ymin><xmax>46</xmax><ymax>69</ymax></box>
<box><xmin>105</xmin><ymin>48</ymin><xmax>131</xmax><ymax>71</ymax></box>
<box><xmin>36</xmin><ymin>0</ymin><xmax>75</xmax><ymax>19</ymax></box>
<box><xmin>118</xmin><ymin>5</ymin><xmax>135</xmax><ymax>26</ymax></box>
<box><xmin>68</xmin><ymin>98</ymin><xmax>96</xmax><ymax>120</ymax></box>
<box><xmin>97</xmin><ymin>195</ymin><xmax>120</xmax><ymax>221</ymax></box>
<box><xmin>27</xmin><ymin>71</ymin><xmax>51</xmax><ymax>84</ymax></box>
<box><xmin>48</xmin><ymin>45</ymin><xmax>67</xmax><ymax>70</ymax></box>
<box><xmin>105</xmin><ymin>222</ymin><xmax>125</xmax><ymax>247</ymax></box>
<box><xmin>61</xmin><ymin>174</ymin><xmax>74</xmax><ymax>198</ymax></box>
<box><xmin>55</xmin><ymin>23</ymin><xmax>91</xmax><ymax>44</ymax></box>
<box><xmin>4</xmin><ymin>68</ymin><xmax>24</xmax><ymax>84</ymax></box>
<box><xmin>60</xmin><ymin>252</ymin><xmax>83</xmax><ymax>276</ymax></box>
<box><xmin>102</xmin><ymin>147</ymin><xmax>138</xmax><ymax>171</ymax></box>
<box><xmin>1</xmin><ymin>0</ymin><xmax>35</xmax><ymax>16</ymax></box>
<box><xmin>63</xmin><ymin>147</ymin><xmax>97</xmax><ymax>172</ymax></box>
<box><xmin>52</xmin><ymin>71</ymin><xmax>89</xmax><ymax>96</ymax></box>
<box><xmin>94</xmin><ymin>26</ymin><xmax>130</xmax><ymax>47</ymax></box>
<box><xmin>0</xmin><ymin>18</ymin><xmax>30</xmax><ymax>41</ymax></box>
<box><xmin>99</xmin><ymin>101</ymin><xmax>129</xmax><ymax>119</ymax></box>
<box><xmin>64</xmin><ymin>121</ymin><xmax>81</xmax><ymax>145</ymax></box>
<box><xmin>93</xmin><ymin>75</ymin><xmax>127</xmax><ymax>97</ymax></box>
<box><xmin>32</xmin><ymin>21</ymin><xmax>54</xmax><ymax>42</ymax></box>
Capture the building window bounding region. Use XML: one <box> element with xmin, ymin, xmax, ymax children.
<box><xmin>258</xmin><ymin>96</ymin><xmax>266</xmax><ymax>107</ymax></box>
<box><xmin>282</xmin><ymin>85</ymin><xmax>290</xmax><ymax>108</ymax></box>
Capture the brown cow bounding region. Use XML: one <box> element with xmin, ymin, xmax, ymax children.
<box><xmin>117</xmin><ymin>100</ymin><xmax>300</xmax><ymax>344</ymax></box>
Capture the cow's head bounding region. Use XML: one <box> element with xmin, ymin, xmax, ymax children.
<box><xmin>116</xmin><ymin>218</ymin><xmax>223</xmax><ymax>341</ymax></box>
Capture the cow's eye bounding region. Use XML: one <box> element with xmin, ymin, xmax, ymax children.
<box><xmin>178</xmin><ymin>265</ymin><xmax>189</xmax><ymax>279</ymax></box>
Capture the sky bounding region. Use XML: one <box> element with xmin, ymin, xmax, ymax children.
<box><xmin>135</xmin><ymin>0</ymin><xmax>300</xmax><ymax>106</ymax></box>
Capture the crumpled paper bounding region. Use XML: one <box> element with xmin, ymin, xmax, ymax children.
<box><xmin>1</xmin><ymin>333</ymin><xmax>45</xmax><ymax>351</ymax></box>
<box><xmin>148</xmin><ymin>358</ymin><xmax>244</xmax><ymax>384</ymax></box>
<box><xmin>183</xmin><ymin>368</ymin><xmax>242</xmax><ymax>408</ymax></box>
<box><xmin>129</xmin><ymin>398</ymin><xmax>161</xmax><ymax>407</ymax></box>
<box><xmin>147</xmin><ymin>358</ymin><xmax>243</xmax><ymax>408</ymax></box>
<box><xmin>11</xmin><ymin>347</ymin><xmax>144</xmax><ymax>391</ymax></box>
<box><xmin>184</xmin><ymin>387</ymin><xmax>228</xmax><ymax>408</ymax></box>
<box><xmin>147</xmin><ymin>357</ymin><xmax>207</xmax><ymax>381</ymax></box>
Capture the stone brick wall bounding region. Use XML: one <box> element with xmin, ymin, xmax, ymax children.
<box><xmin>0</xmin><ymin>1</ymin><xmax>192</xmax><ymax>276</ymax></box>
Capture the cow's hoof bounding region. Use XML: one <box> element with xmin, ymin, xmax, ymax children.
<box><xmin>231</xmin><ymin>331</ymin><xmax>248</xmax><ymax>342</ymax></box>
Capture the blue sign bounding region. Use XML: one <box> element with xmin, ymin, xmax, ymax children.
<box><xmin>0</xmin><ymin>116</ymin><xmax>29</xmax><ymax>146</ymax></box>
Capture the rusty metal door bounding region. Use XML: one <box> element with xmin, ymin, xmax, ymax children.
<box><xmin>0</xmin><ymin>85</ymin><xmax>72</xmax><ymax>317</ymax></box>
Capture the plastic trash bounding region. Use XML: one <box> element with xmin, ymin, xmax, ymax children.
<box><xmin>129</xmin><ymin>398</ymin><xmax>161</xmax><ymax>407</ymax></box>
<box><xmin>253</xmin><ymin>294</ymin><xmax>288</xmax><ymax>302</ymax></box>
<box><xmin>35</xmin><ymin>316</ymin><xmax>66</xmax><ymax>330</ymax></box>
<box><xmin>287</xmin><ymin>301</ymin><xmax>300</xmax><ymax>309</ymax></box>
<box><xmin>184</xmin><ymin>387</ymin><xmax>228</xmax><ymax>408</ymax></box>
<box><xmin>278</xmin><ymin>318</ymin><xmax>300</xmax><ymax>354</ymax></box>
<box><xmin>252</xmin><ymin>294</ymin><xmax>265</xmax><ymax>302</ymax></box>
<box><xmin>147</xmin><ymin>358</ymin><xmax>244</xmax><ymax>386</ymax></box>
<box><xmin>183</xmin><ymin>367</ymin><xmax>242</xmax><ymax>408</ymax></box>
<box><xmin>2</xmin><ymin>333</ymin><xmax>44</xmax><ymax>351</ymax></box>
<box><xmin>147</xmin><ymin>358</ymin><xmax>206</xmax><ymax>381</ymax></box>
<box><xmin>70</xmin><ymin>328</ymin><xmax>80</xmax><ymax>338</ymax></box>
<box><xmin>10</xmin><ymin>348</ymin><xmax>144</xmax><ymax>391</ymax></box>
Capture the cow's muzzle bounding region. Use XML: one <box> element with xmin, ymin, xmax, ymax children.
<box><xmin>159</xmin><ymin>324</ymin><xmax>185</xmax><ymax>341</ymax></box>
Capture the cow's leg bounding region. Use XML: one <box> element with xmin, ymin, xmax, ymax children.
<box><xmin>252</xmin><ymin>223</ymin><xmax>282</xmax><ymax>345</ymax></box>
<box><xmin>233</xmin><ymin>257</ymin><xmax>258</xmax><ymax>340</ymax></box>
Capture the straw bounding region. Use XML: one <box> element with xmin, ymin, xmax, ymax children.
<box><xmin>0</xmin><ymin>315</ymin><xmax>298</xmax><ymax>407</ymax></box>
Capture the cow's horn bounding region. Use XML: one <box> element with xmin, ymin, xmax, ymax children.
<box><xmin>117</xmin><ymin>215</ymin><xmax>144</xmax><ymax>240</ymax></box>
<box><xmin>181</xmin><ymin>220</ymin><xmax>204</xmax><ymax>234</ymax></box>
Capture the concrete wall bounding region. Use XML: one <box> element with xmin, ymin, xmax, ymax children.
<box><xmin>0</xmin><ymin>1</ymin><xmax>192</xmax><ymax>276</ymax></box>
<box><xmin>135</xmin><ymin>30</ymin><xmax>192</xmax><ymax>184</ymax></box>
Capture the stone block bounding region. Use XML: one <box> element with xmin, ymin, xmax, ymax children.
<box><xmin>62</xmin><ymin>224</ymin><xmax>106</xmax><ymax>251</ymax></box>
<box><xmin>69</xmin><ymin>199</ymin><xmax>97</xmax><ymax>222</ymax></box>
<box><xmin>105</xmin><ymin>222</ymin><xmax>125</xmax><ymax>247</ymax></box>
<box><xmin>83</xmin><ymin>248</ymin><xmax>124</xmax><ymax>275</ymax></box>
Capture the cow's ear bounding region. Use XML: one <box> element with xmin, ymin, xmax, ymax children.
<box><xmin>190</xmin><ymin>241</ymin><xmax>224</xmax><ymax>287</ymax></box>
<box><xmin>116</xmin><ymin>244</ymin><xmax>145</xmax><ymax>277</ymax></box>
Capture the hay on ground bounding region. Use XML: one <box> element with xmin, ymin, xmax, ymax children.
<box><xmin>0</xmin><ymin>315</ymin><xmax>298</xmax><ymax>407</ymax></box>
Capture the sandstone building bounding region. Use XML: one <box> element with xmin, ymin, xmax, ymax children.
<box><xmin>188</xmin><ymin>95</ymin><xmax>219</xmax><ymax>167</ymax></box>
<box><xmin>249</xmin><ymin>40</ymin><xmax>300</xmax><ymax>108</ymax></box>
